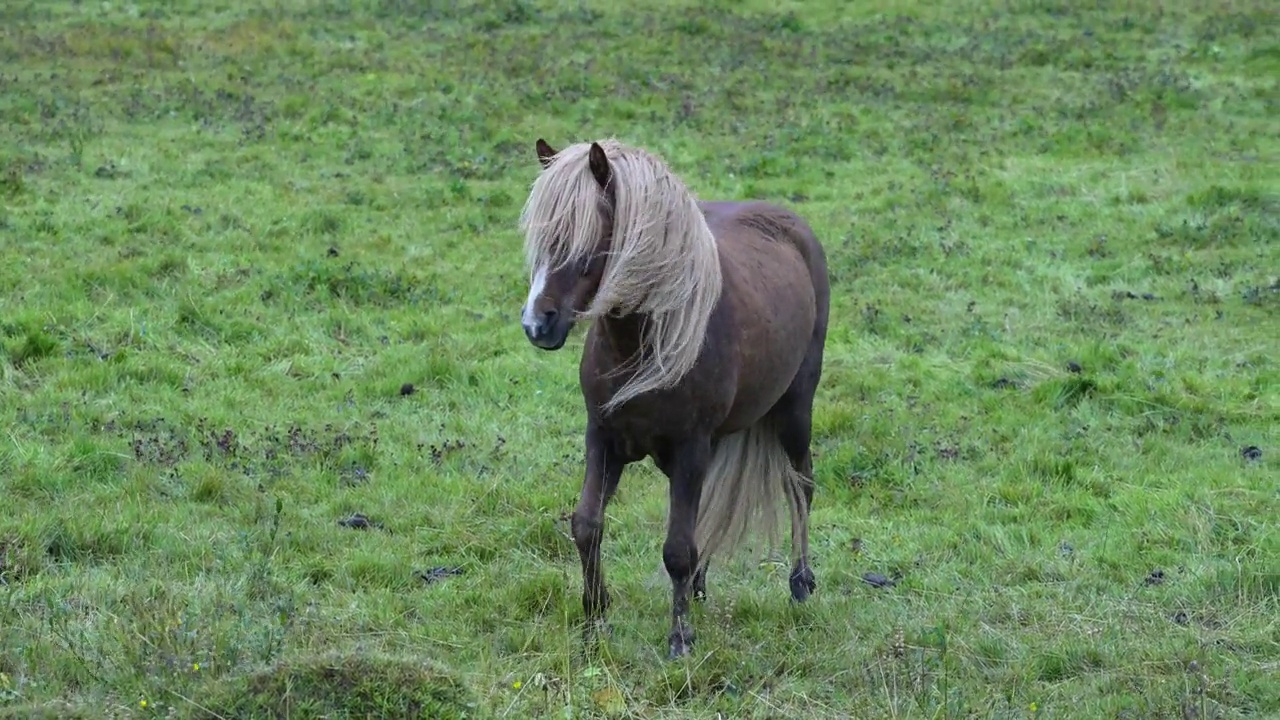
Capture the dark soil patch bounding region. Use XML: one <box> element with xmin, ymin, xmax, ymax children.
<box><xmin>418</xmin><ymin>567</ymin><xmax>465</xmax><ymax>585</ymax></box>
<box><xmin>337</xmin><ymin>513</ymin><xmax>383</xmax><ymax>531</ymax></box>
<box><xmin>1111</xmin><ymin>290</ymin><xmax>1158</xmax><ymax>301</ymax></box>
<box><xmin>862</xmin><ymin>572</ymin><xmax>898</xmax><ymax>589</ymax></box>
<box><xmin>107</xmin><ymin>416</ymin><xmax>379</xmax><ymax>482</ymax></box>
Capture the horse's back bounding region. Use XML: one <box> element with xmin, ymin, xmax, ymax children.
<box><xmin>699</xmin><ymin>201</ymin><xmax>828</xmax><ymax>284</ymax></box>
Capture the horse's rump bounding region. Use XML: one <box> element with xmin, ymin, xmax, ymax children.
<box><xmin>706</xmin><ymin>204</ymin><xmax>823</xmax><ymax>431</ymax></box>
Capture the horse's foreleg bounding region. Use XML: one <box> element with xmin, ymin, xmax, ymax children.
<box><xmin>572</xmin><ymin>424</ymin><xmax>623</xmax><ymax>641</ymax></box>
<box><xmin>659</xmin><ymin>436</ymin><xmax>710</xmax><ymax>659</ymax></box>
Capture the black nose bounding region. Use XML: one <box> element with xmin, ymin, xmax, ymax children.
<box><xmin>541</xmin><ymin>309</ymin><xmax>558</xmax><ymax>328</ymax></box>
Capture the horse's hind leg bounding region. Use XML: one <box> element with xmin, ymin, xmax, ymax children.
<box><xmin>572</xmin><ymin>424</ymin><xmax>625</xmax><ymax>642</ymax></box>
<box><xmin>689</xmin><ymin>433</ymin><xmax>720</xmax><ymax>603</ymax></box>
<box><xmin>692</xmin><ymin>564</ymin><xmax>708</xmax><ymax>601</ymax></box>
<box><xmin>770</xmin><ymin>356</ymin><xmax>823</xmax><ymax>603</ymax></box>
<box><xmin>778</xmin><ymin>418</ymin><xmax>816</xmax><ymax>602</ymax></box>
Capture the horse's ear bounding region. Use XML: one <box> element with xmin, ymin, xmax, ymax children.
<box><xmin>535</xmin><ymin>139</ymin><xmax>557</xmax><ymax>168</ymax></box>
<box><xmin>588</xmin><ymin>142</ymin><xmax>612</xmax><ymax>190</ymax></box>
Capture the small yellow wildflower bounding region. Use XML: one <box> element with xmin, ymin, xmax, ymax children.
<box><xmin>1030</xmin><ymin>702</ymin><xmax>1038</xmax><ymax>713</ymax></box>
<box><xmin>193</xmin><ymin>662</ymin><xmax>201</xmax><ymax>672</ymax></box>
<box><xmin>140</xmin><ymin>699</ymin><xmax>148</xmax><ymax>708</ymax></box>
<box><xmin>512</xmin><ymin>680</ymin><xmax>522</xmax><ymax>690</ymax></box>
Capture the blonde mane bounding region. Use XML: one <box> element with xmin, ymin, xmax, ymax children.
<box><xmin>519</xmin><ymin>139</ymin><xmax>723</xmax><ymax>413</ymax></box>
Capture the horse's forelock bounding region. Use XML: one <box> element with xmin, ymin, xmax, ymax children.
<box><xmin>520</xmin><ymin>140</ymin><xmax>724</xmax><ymax>412</ymax></box>
<box><xmin>519</xmin><ymin>142</ymin><xmax>616</xmax><ymax>274</ymax></box>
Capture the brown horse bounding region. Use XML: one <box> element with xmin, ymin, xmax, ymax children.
<box><xmin>518</xmin><ymin>138</ymin><xmax>830</xmax><ymax>659</ymax></box>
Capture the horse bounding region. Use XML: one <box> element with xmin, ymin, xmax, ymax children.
<box><xmin>517</xmin><ymin>137</ymin><xmax>830</xmax><ymax>659</ymax></box>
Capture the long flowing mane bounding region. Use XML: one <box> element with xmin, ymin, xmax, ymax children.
<box><xmin>519</xmin><ymin>139</ymin><xmax>723</xmax><ymax>413</ymax></box>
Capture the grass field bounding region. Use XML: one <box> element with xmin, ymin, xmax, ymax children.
<box><xmin>1</xmin><ymin>0</ymin><xmax>1277</xmax><ymax>717</ymax></box>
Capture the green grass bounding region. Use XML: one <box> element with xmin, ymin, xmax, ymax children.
<box><xmin>1</xmin><ymin>0</ymin><xmax>1277</xmax><ymax>717</ymax></box>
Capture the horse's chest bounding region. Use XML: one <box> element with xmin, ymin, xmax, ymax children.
<box><xmin>593</xmin><ymin>385</ymin><xmax>711</xmax><ymax>433</ymax></box>
<box><xmin>585</xmin><ymin>375</ymin><xmax>727</xmax><ymax>459</ymax></box>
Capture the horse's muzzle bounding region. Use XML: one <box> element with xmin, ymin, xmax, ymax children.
<box><xmin>522</xmin><ymin>309</ymin><xmax>571</xmax><ymax>351</ymax></box>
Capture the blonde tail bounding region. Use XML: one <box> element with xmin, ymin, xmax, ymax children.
<box><xmin>694</xmin><ymin>418</ymin><xmax>807</xmax><ymax>571</ymax></box>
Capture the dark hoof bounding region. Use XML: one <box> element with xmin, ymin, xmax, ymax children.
<box><xmin>589</xmin><ymin>618</ymin><xmax>613</xmax><ymax>636</ymax></box>
<box><xmin>789</xmin><ymin>566</ymin><xmax>816</xmax><ymax>603</ymax></box>
<box><xmin>692</xmin><ymin>581</ymin><xmax>708</xmax><ymax>603</ymax></box>
<box><xmin>582</xmin><ymin>618</ymin><xmax>613</xmax><ymax>649</ymax></box>
<box><xmin>692</xmin><ymin>569</ymin><xmax>708</xmax><ymax>602</ymax></box>
<box><xmin>667</xmin><ymin>630</ymin><xmax>695</xmax><ymax>660</ymax></box>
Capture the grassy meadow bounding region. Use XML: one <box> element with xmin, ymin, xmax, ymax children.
<box><xmin>1</xmin><ymin>0</ymin><xmax>1277</xmax><ymax>717</ymax></box>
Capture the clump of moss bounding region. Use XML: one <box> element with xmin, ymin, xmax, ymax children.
<box><xmin>196</xmin><ymin>652</ymin><xmax>482</xmax><ymax>719</ymax></box>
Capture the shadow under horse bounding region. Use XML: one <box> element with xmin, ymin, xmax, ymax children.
<box><xmin>518</xmin><ymin>137</ymin><xmax>830</xmax><ymax>660</ymax></box>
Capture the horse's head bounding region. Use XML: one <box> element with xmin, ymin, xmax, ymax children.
<box><xmin>519</xmin><ymin>139</ymin><xmax>616</xmax><ymax>351</ymax></box>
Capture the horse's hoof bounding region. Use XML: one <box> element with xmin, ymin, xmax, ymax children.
<box><xmin>594</xmin><ymin>619</ymin><xmax>614</xmax><ymax>638</ymax></box>
<box><xmin>667</xmin><ymin>630</ymin><xmax>695</xmax><ymax>660</ymax></box>
<box><xmin>692</xmin><ymin>569</ymin><xmax>708</xmax><ymax>602</ymax></box>
<box><xmin>582</xmin><ymin>618</ymin><xmax>613</xmax><ymax>647</ymax></box>
<box><xmin>789</xmin><ymin>567</ymin><xmax>816</xmax><ymax>603</ymax></box>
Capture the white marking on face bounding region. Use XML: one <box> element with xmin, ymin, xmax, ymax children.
<box><xmin>521</xmin><ymin>264</ymin><xmax>548</xmax><ymax>332</ymax></box>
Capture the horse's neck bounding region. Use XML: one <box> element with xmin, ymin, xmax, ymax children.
<box><xmin>598</xmin><ymin>312</ymin><xmax>648</xmax><ymax>363</ymax></box>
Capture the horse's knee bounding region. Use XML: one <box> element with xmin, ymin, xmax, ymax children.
<box><xmin>662</xmin><ymin>538</ymin><xmax>697</xmax><ymax>582</ymax></box>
